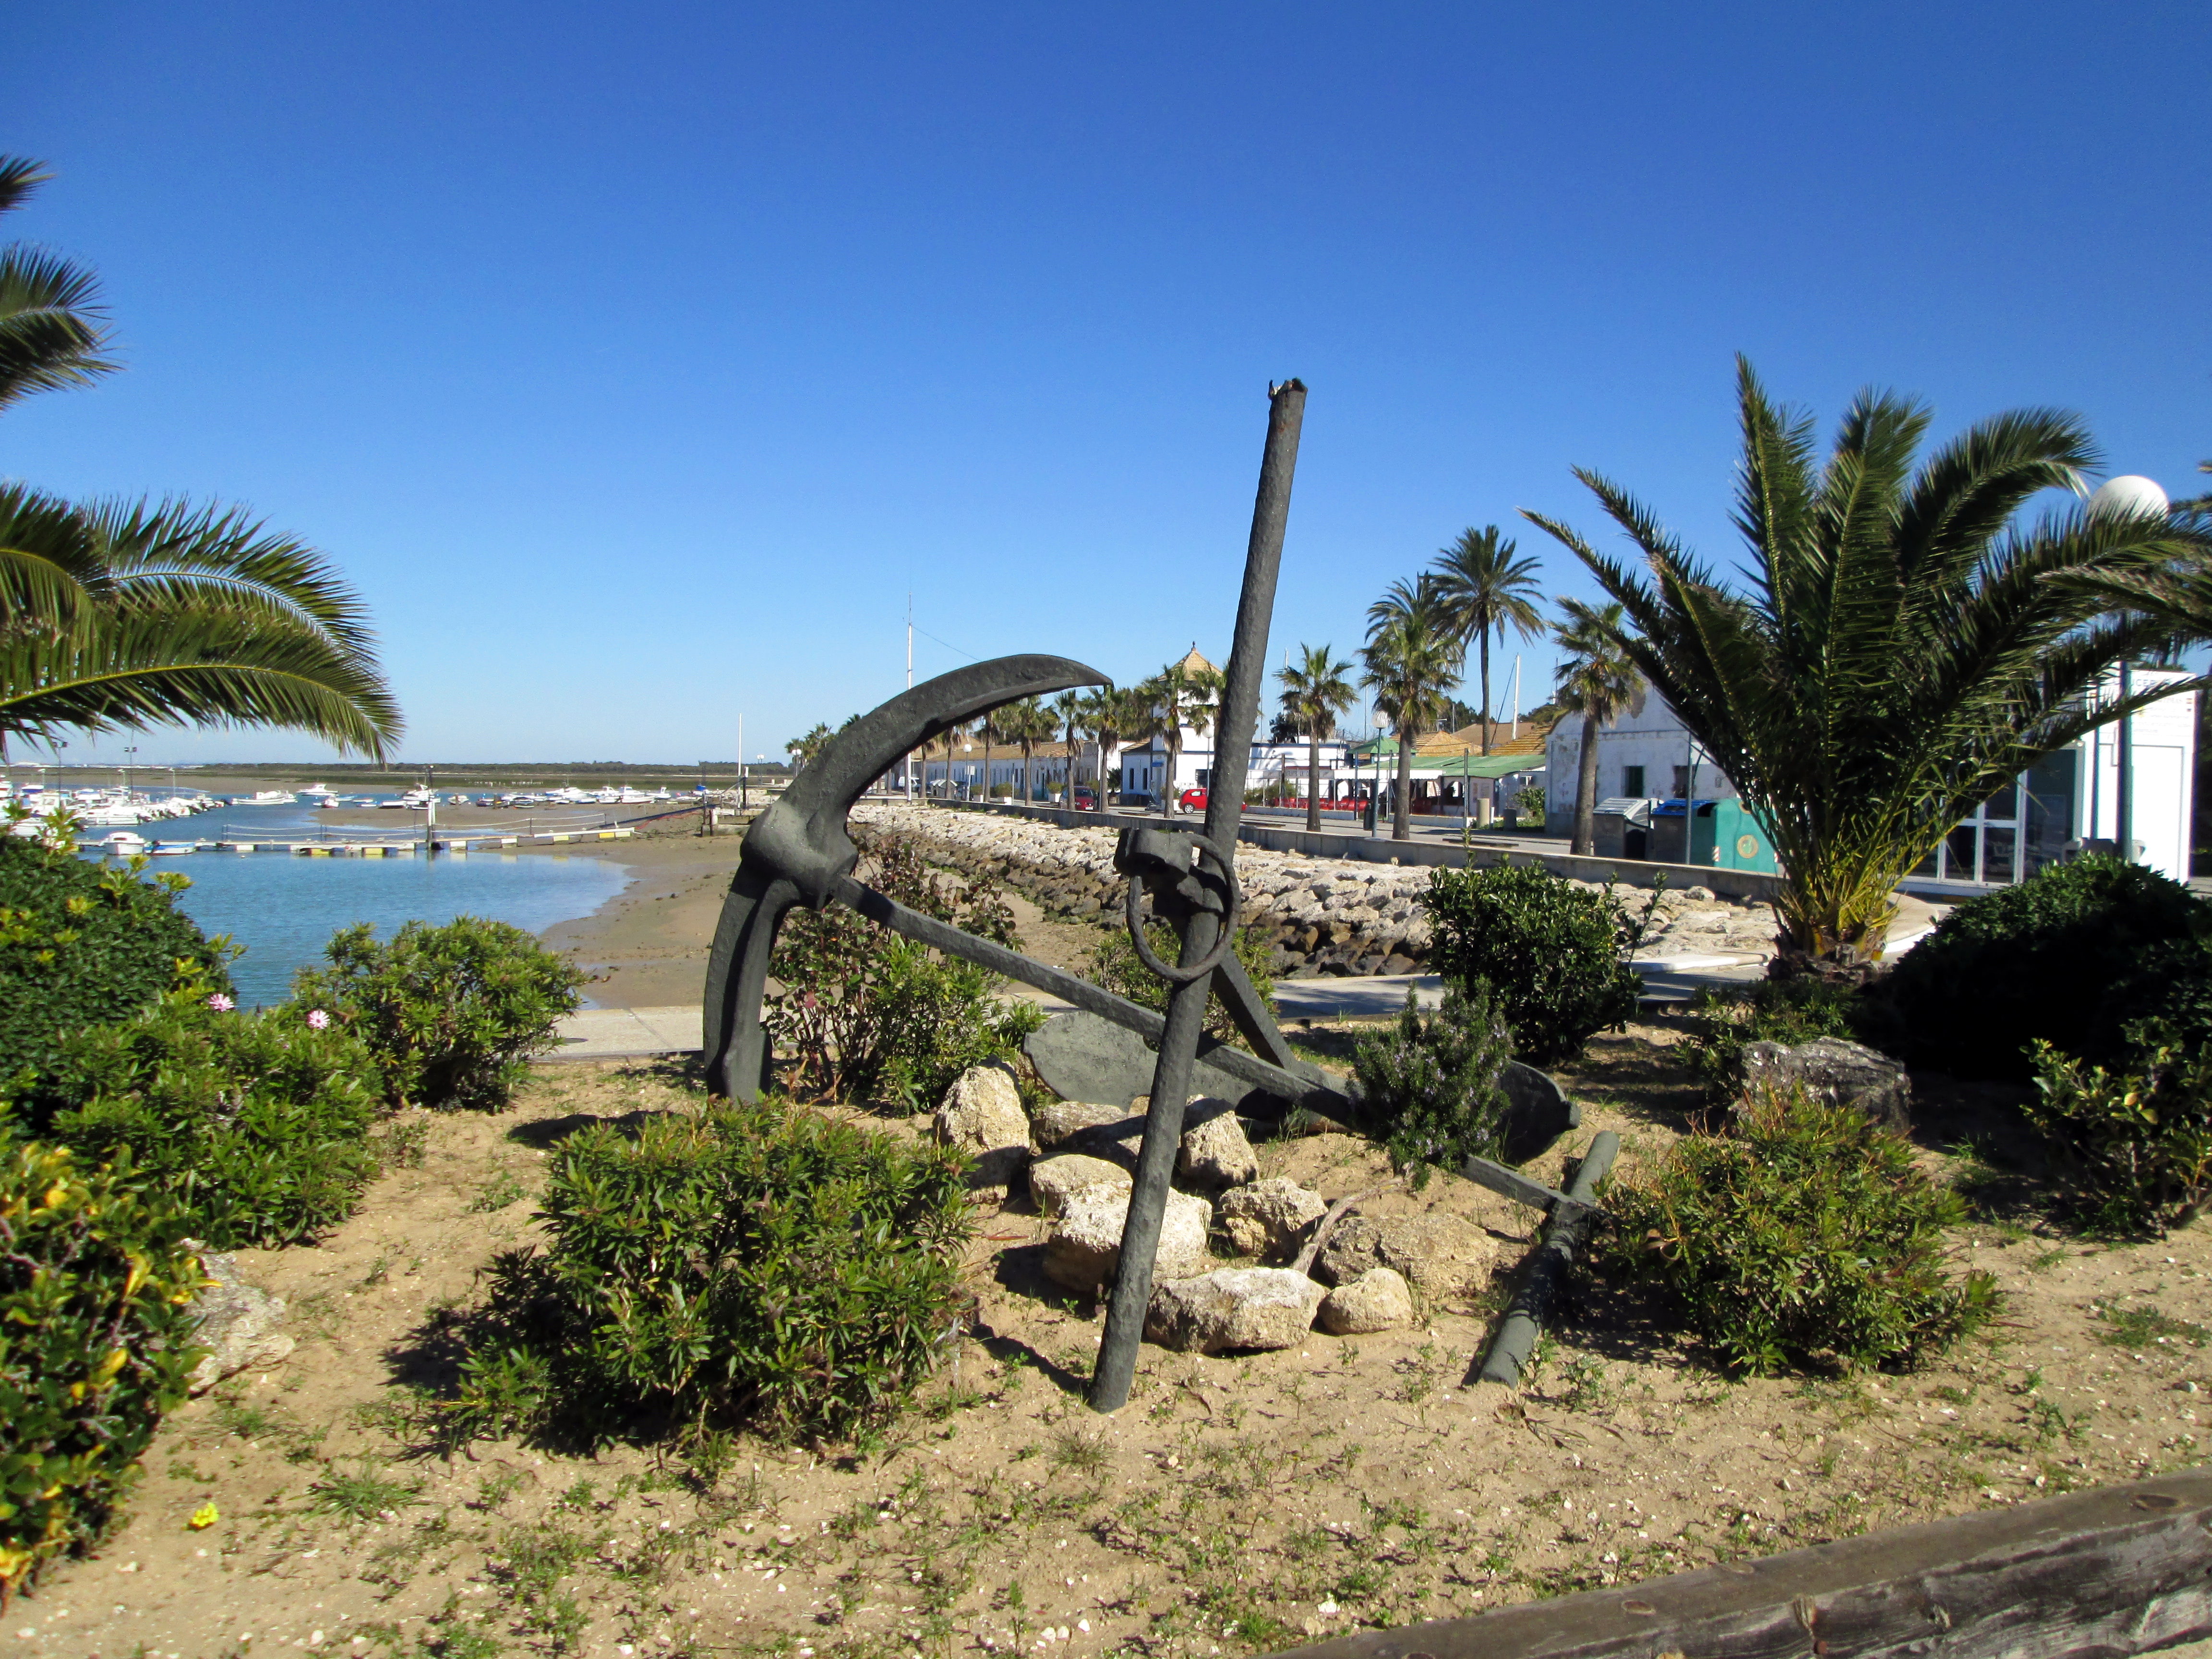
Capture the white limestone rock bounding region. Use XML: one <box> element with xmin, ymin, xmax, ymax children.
<box><xmin>1044</xmin><ymin>1187</ymin><xmax>1211</xmax><ymax>1295</ymax></box>
<box><xmin>1317</xmin><ymin>1266</ymin><xmax>1415</xmax><ymax>1335</ymax></box>
<box><xmin>1178</xmin><ymin>1099</ymin><xmax>1258</xmax><ymax>1189</ymax></box>
<box><xmin>1029</xmin><ymin>1153</ymin><xmax>1131</xmax><ymax>1219</ymax></box>
<box><xmin>1314</xmin><ymin>1212</ymin><xmax>1494</xmax><ymax>1299</ymax></box>
<box><xmin>1144</xmin><ymin>1267</ymin><xmax>1325</xmax><ymax>1353</ymax></box>
<box><xmin>933</xmin><ymin>1063</ymin><xmax>1030</xmax><ymax>1194</ymax></box>
<box><xmin>187</xmin><ymin>1251</ymin><xmax>294</xmax><ymax>1395</ymax></box>
<box><xmin>1214</xmin><ymin>1177</ymin><xmax>1328</xmax><ymax>1262</ymax></box>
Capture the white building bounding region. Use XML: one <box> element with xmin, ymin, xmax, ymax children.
<box><xmin>1546</xmin><ymin>669</ymin><xmax>2199</xmax><ymax>889</ymax></box>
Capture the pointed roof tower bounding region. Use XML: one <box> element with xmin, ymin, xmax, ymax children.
<box><xmin>1175</xmin><ymin>643</ymin><xmax>1217</xmax><ymax>676</ymax></box>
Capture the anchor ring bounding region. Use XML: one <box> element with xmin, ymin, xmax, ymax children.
<box><xmin>1124</xmin><ymin>832</ymin><xmax>1242</xmax><ymax>985</ymax></box>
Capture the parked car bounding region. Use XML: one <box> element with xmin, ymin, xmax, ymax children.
<box><xmin>1072</xmin><ymin>786</ymin><xmax>1097</xmax><ymax>809</ymax></box>
<box><xmin>1179</xmin><ymin>787</ymin><xmax>1209</xmax><ymax>811</ymax></box>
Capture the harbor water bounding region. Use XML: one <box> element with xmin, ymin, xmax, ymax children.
<box><xmin>84</xmin><ymin>801</ymin><xmax>632</xmax><ymax>1009</ymax></box>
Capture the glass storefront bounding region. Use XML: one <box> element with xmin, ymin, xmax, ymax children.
<box><xmin>1907</xmin><ymin>751</ymin><xmax>2080</xmax><ymax>889</ymax></box>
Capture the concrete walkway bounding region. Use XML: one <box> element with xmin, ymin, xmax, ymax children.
<box><xmin>551</xmin><ymin>1004</ymin><xmax>703</xmax><ymax>1059</ymax></box>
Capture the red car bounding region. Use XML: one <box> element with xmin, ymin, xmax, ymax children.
<box><xmin>1179</xmin><ymin>787</ymin><xmax>1208</xmax><ymax>811</ymax></box>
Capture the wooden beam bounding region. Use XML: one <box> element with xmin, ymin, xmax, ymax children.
<box><xmin>1267</xmin><ymin>1469</ymin><xmax>2212</xmax><ymax>1659</ymax></box>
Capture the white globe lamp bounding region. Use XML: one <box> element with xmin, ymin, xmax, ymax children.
<box><xmin>2089</xmin><ymin>474</ymin><xmax>2170</xmax><ymax>520</ymax></box>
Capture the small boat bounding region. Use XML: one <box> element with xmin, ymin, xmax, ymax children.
<box><xmin>147</xmin><ymin>841</ymin><xmax>197</xmax><ymax>856</ymax></box>
<box><xmin>246</xmin><ymin>789</ymin><xmax>296</xmax><ymax>805</ymax></box>
<box><xmin>301</xmin><ymin>783</ymin><xmax>340</xmax><ymax>807</ymax></box>
<box><xmin>97</xmin><ymin>830</ymin><xmax>149</xmax><ymax>854</ymax></box>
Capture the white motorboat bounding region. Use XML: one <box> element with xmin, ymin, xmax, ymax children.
<box><xmin>96</xmin><ymin>830</ymin><xmax>148</xmax><ymax>854</ymax></box>
<box><xmin>245</xmin><ymin>789</ymin><xmax>296</xmax><ymax>805</ymax></box>
<box><xmin>301</xmin><ymin>783</ymin><xmax>340</xmax><ymax>807</ymax></box>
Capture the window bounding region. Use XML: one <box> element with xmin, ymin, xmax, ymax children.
<box><xmin>1623</xmin><ymin>765</ymin><xmax>1646</xmax><ymax>796</ymax></box>
<box><xmin>1671</xmin><ymin>765</ymin><xmax>1692</xmax><ymax>799</ymax></box>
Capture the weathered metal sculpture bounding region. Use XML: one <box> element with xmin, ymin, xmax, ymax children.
<box><xmin>701</xmin><ymin>381</ymin><xmax>1593</xmax><ymax>1411</ymax></box>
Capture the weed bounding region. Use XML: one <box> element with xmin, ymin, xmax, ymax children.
<box><xmin>467</xmin><ymin>1168</ymin><xmax>532</xmax><ymax>1214</ymax></box>
<box><xmin>378</xmin><ymin>1114</ymin><xmax>432</xmax><ymax>1170</ymax></box>
<box><xmin>475</xmin><ymin>1468</ymin><xmax>527</xmax><ymax>1510</ymax></box>
<box><xmin>307</xmin><ymin>1459</ymin><xmax>424</xmax><ymax>1522</ymax></box>
<box><xmin>2093</xmin><ymin>1301</ymin><xmax>2211</xmax><ymax>1351</ymax></box>
<box><xmin>556</xmin><ymin>1479</ymin><xmax>596</xmax><ymax>1510</ymax></box>
<box><xmin>2029</xmin><ymin>1248</ymin><xmax>2069</xmax><ymax>1272</ymax></box>
<box><xmin>361</xmin><ymin>1253</ymin><xmax>394</xmax><ymax>1287</ymax></box>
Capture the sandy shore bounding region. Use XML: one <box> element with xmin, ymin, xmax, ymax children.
<box><xmin>536</xmin><ymin>831</ymin><xmax>745</xmax><ymax>1008</ymax></box>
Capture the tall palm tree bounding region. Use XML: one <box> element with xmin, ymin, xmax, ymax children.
<box><xmin>1550</xmin><ymin>601</ymin><xmax>1644</xmax><ymax>855</ymax></box>
<box><xmin>1134</xmin><ymin>657</ymin><xmax>1220</xmax><ymax>817</ymax></box>
<box><xmin>1431</xmin><ymin>525</ymin><xmax>1546</xmax><ymax>754</ymax></box>
<box><xmin>1051</xmin><ymin>689</ymin><xmax>1088</xmax><ymax>799</ymax></box>
<box><xmin>1089</xmin><ymin>687</ymin><xmax>1130</xmax><ymax>803</ymax></box>
<box><xmin>0</xmin><ymin>156</ymin><xmax>397</xmax><ymax>759</ymax></box>
<box><xmin>786</xmin><ymin>722</ymin><xmax>836</xmax><ymax>772</ymax></box>
<box><xmin>1523</xmin><ymin>356</ymin><xmax>2212</xmax><ymax>978</ymax></box>
<box><xmin>1361</xmin><ymin>576</ymin><xmax>1462</xmax><ymax>841</ymax></box>
<box><xmin>0</xmin><ymin>158</ymin><xmax>118</xmax><ymax>416</ymax></box>
<box><xmin>996</xmin><ymin>696</ymin><xmax>1055</xmax><ymax>804</ymax></box>
<box><xmin>1276</xmin><ymin>643</ymin><xmax>1355</xmax><ymax>832</ymax></box>
<box><xmin>1</xmin><ymin>487</ymin><xmax>400</xmax><ymax>757</ymax></box>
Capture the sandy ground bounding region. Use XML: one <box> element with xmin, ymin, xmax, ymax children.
<box><xmin>21</xmin><ymin>1020</ymin><xmax>2212</xmax><ymax>1659</ymax></box>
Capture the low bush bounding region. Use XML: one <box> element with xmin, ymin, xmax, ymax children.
<box><xmin>0</xmin><ymin>825</ymin><xmax>232</xmax><ymax>1090</ymax></box>
<box><xmin>294</xmin><ymin>916</ymin><xmax>589</xmax><ymax>1111</ymax></box>
<box><xmin>770</xmin><ymin>842</ymin><xmax>1039</xmax><ymax>1110</ymax></box>
<box><xmin>1419</xmin><ymin>863</ymin><xmax>1652</xmax><ymax>1064</ymax></box>
<box><xmin>2024</xmin><ymin>1039</ymin><xmax>2212</xmax><ymax>1238</ymax></box>
<box><xmin>1680</xmin><ymin>979</ymin><xmax>1863</xmax><ymax>1100</ymax></box>
<box><xmin>0</xmin><ymin>1140</ymin><xmax>205</xmax><ymax>1601</ymax></box>
<box><xmin>1352</xmin><ymin>983</ymin><xmax>1514</xmax><ymax>1186</ymax></box>
<box><xmin>9</xmin><ymin>996</ymin><xmax>385</xmax><ymax>1248</ymax></box>
<box><xmin>452</xmin><ymin>1097</ymin><xmax>973</xmax><ymax>1445</ymax></box>
<box><xmin>1086</xmin><ymin>918</ymin><xmax>1277</xmax><ymax>1048</ymax></box>
<box><xmin>1602</xmin><ymin>1085</ymin><xmax>1998</xmax><ymax>1376</ymax></box>
<box><xmin>1876</xmin><ymin>855</ymin><xmax>2212</xmax><ymax>1080</ymax></box>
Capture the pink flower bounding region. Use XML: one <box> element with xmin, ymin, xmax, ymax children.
<box><xmin>206</xmin><ymin>994</ymin><xmax>235</xmax><ymax>1012</ymax></box>
<box><xmin>306</xmin><ymin>1009</ymin><xmax>331</xmax><ymax>1030</ymax></box>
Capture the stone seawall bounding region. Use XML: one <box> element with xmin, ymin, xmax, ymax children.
<box><xmin>851</xmin><ymin>803</ymin><xmax>1779</xmax><ymax>977</ymax></box>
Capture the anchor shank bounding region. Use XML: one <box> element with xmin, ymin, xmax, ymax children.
<box><xmin>1091</xmin><ymin>379</ymin><xmax>1307</xmax><ymax>1415</ymax></box>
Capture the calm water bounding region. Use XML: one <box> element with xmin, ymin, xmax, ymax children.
<box><xmin>88</xmin><ymin>803</ymin><xmax>631</xmax><ymax>1008</ymax></box>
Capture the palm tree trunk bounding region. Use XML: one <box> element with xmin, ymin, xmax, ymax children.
<box><xmin>1573</xmin><ymin>711</ymin><xmax>1602</xmax><ymax>855</ymax></box>
<box><xmin>1393</xmin><ymin>734</ymin><xmax>1412</xmax><ymax>841</ymax></box>
<box><xmin>1479</xmin><ymin>629</ymin><xmax>1493</xmax><ymax>755</ymax></box>
<box><xmin>1023</xmin><ymin>742</ymin><xmax>1034</xmax><ymax>805</ymax></box>
<box><xmin>1307</xmin><ymin>726</ymin><xmax>1322</xmax><ymax>833</ymax></box>
<box><xmin>1164</xmin><ymin>731</ymin><xmax>1178</xmax><ymax>816</ymax></box>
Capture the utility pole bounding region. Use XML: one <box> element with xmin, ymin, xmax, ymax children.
<box><xmin>906</xmin><ymin>594</ymin><xmax>915</xmax><ymax>801</ymax></box>
<box><xmin>424</xmin><ymin>764</ymin><xmax>437</xmax><ymax>858</ymax></box>
<box><xmin>738</xmin><ymin>712</ymin><xmax>746</xmax><ymax>811</ymax></box>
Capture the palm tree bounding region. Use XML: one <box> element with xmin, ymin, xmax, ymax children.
<box><xmin>1</xmin><ymin>487</ymin><xmax>400</xmax><ymax>757</ymax></box>
<box><xmin>786</xmin><ymin>722</ymin><xmax>836</xmax><ymax>772</ymax></box>
<box><xmin>1132</xmin><ymin>657</ymin><xmax>1220</xmax><ymax>817</ymax></box>
<box><xmin>1550</xmin><ymin>601</ymin><xmax>1644</xmax><ymax>855</ymax></box>
<box><xmin>1361</xmin><ymin>576</ymin><xmax>1462</xmax><ymax>840</ymax></box>
<box><xmin>1088</xmin><ymin>687</ymin><xmax>1128</xmax><ymax>803</ymax></box>
<box><xmin>1276</xmin><ymin>643</ymin><xmax>1355</xmax><ymax>832</ymax></box>
<box><xmin>0</xmin><ymin>158</ymin><xmax>118</xmax><ymax>416</ymax></box>
<box><xmin>1051</xmin><ymin>689</ymin><xmax>1088</xmax><ymax>800</ymax></box>
<box><xmin>0</xmin><ymin>156</ymin><xmax>397</xmax><ymax>760</ymax></box>
<box><xmin>997</xmin><ymin>696</ymin><xmax>1056</xmax><ymax>804</ymax></box>
<box><xmin>1431</xmin><ymin>526</ymin><xmax>1546</xmax><ymax>754</ymax></box>
<box><xmin>1522</xmin><ymin>356</ymin><xmax>2212</xmax><ymax>978</ymax></box>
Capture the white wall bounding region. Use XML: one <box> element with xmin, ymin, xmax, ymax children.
<box><xmin>1544</xmin><ymin>690</ymin><xmax>1740</xmax><ymax>830</ymax></box>
<box><xmin>2080</xmin><ymin>668</ymin><xmax>2197</xmax><ymax>883</ymax></box>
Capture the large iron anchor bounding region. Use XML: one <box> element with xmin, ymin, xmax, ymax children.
<box><xmin>698</xmin><ymin>655</ymin><xmax>1354</xmax><ymax>1117</ymax></box>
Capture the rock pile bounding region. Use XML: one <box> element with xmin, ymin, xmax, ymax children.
<box><xmin>854</xmin><ymin>802</ymin><xmax>1776</xmax><ymax>976</ymax></box>
<box><xmin>937</xmin><ymin>1060</ymin><xmax>1441</xmax><ymax>1352</ymax></box>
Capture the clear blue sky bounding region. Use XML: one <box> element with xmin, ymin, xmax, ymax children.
<box><xmin>7</xmin><ymin>3</ymin><xmax>2208</xmax><ymax>768</ymax></box>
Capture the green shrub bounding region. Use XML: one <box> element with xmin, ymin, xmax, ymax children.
<box><xmin>1419</xmin><ymin>863</ymin><xmax>1651</xmax><ymax>1064</ymax></box>
<box><xmin>453</xmin><ymin>1098</ymin><xmax>973</xmax><ymax>1445</ymax></box>
<box><xmin>1511</xmin><ymin>784</ymin><xmax>1545</xmax><ymax>820</ymax></box>
<box><xmin>770</xmin><ymin>842</ymin><xmax>1038</xmax><ymax>1110</ymax></box>
<box><xmin>1352</xmin><ymin>983</ymin><xmax>1514</xmax><ymax>1186</ymax></box>
<box><xmin>0</xmin><ymin>826</ymin><xmax>232</xmax><ymax>1090</ymax></box>
<box><xmin>9</xmin><ymin>997</ymin><xmax>385</xmax><ymax>1248</ymax></box>
<box><xmin>1681</xmin><ymin>979</ymin><xmax>1863</xmax><ymax>1100</ymax></box>
<box><xmin>294</xmin><ymin>916</ymin><xmax>589</xmax><ymax>1111</ymax></box>
<box><xmin>2023</xmin><ymin>1039</ymin><xmax>2212</xmax><ymax>1238</ymax></box>
<box><xmin>1877</xmin><ymin>855</ymin><xmax>2212</xmax><ymax>1080</ymax></box>
<box><xmin>1086</xmin><ymin>918</ymin><xmax>1277</xmax><ymax>1048</ymax></box>
<box><xmin>1602</xmin><ymin>1086</ymin><xmax>1998</xmax><ymax>1376</ymax></box>
<box><xmin>0</xmin><ymin>1140</ymin><xmax>205</xmax><ymax>1599</ymax></box>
